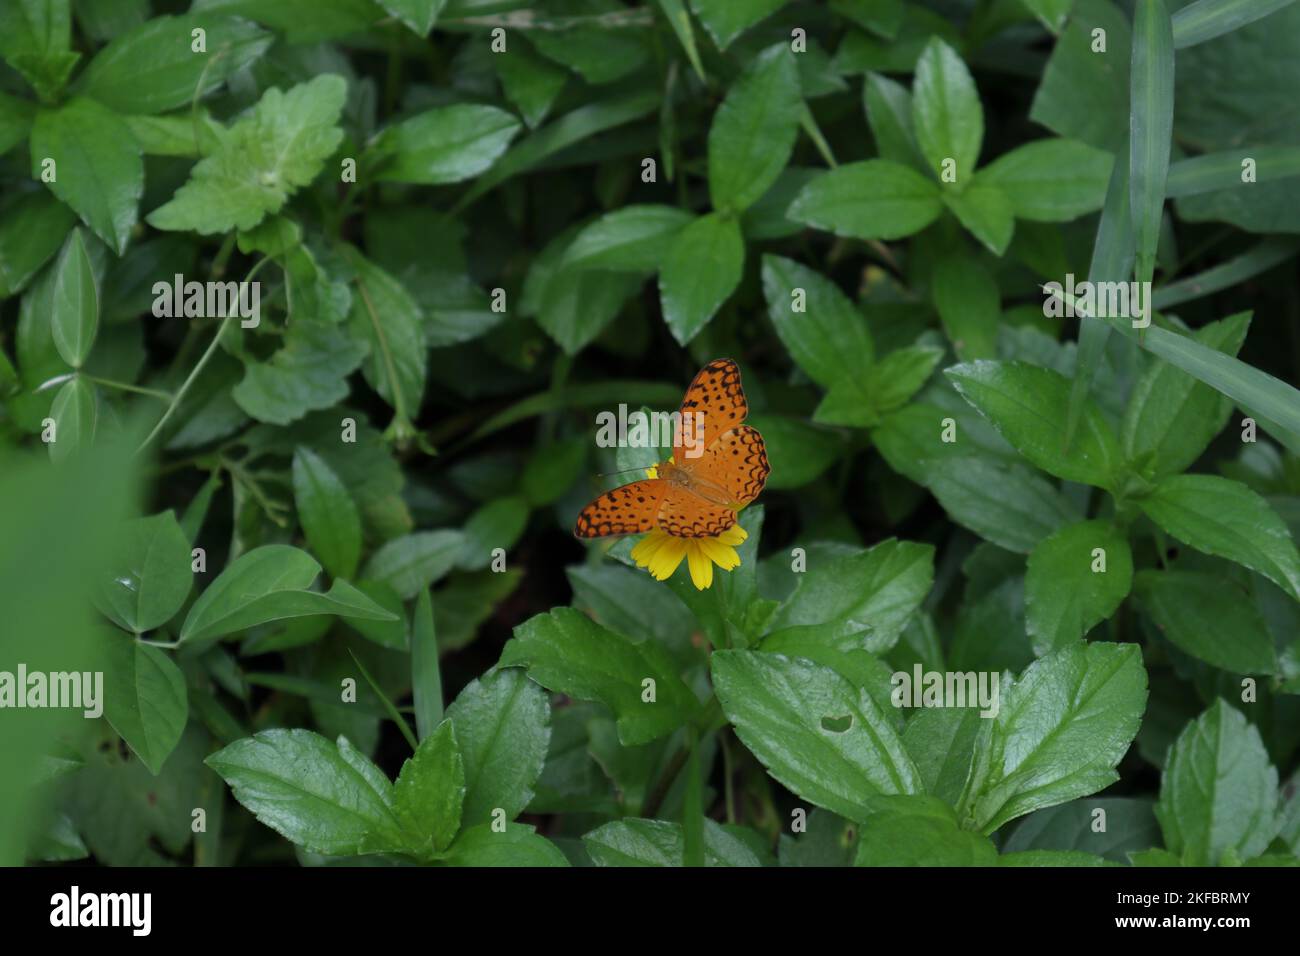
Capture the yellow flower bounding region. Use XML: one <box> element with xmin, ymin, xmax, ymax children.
<box><xmin>629</xmin><ymin>458</ymin><xmax>748</xmax><ymax>590</ymax></box>
<box><xmin>630</xmin><ymin>523</ymin><xmax>748</xmax><ymax>590</ymax></box>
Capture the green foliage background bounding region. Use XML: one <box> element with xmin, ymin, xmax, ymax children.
<box><xmin>2</xmin><ymin>0</ymin><xmax>1300</xmax><ymax>867</ymax></box>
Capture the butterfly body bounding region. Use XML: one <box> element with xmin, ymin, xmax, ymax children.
<box><xmin>573</xmin><ymin>359</ymin><xmax>770</xmax><ymax>540</ymax></box>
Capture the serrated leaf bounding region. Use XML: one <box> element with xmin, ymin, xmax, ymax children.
<box><xmin>363</xmin><ymin>530</ymin><xmax>464</xmax><ymax>600</ymax></box>
<box><xmin>393</xmin><ymin>719</ymin><xmax>463</xmax><ymax>853</ymax></box>
<box><xmin>232</xmin><ymin>319</ymin><xmax>369</xmax><ymax>426</ymax></box>
<box><xmin>1155</xmin><ymin>701</ymin><xmax>1278</xmax><ymax>864</ymax></box>
<box><xmin>911</xmin><ymin>37</ymin><xmax>983</xmax><ymax>185</ymax></box>
<box><xmin>501</xmin><ymin>607</ymin><xmax>699</xmax><ymax>745</ymax></box>
<box><xmin>968</xmin><ymin>642</ymin><xmax>1147</xmax><ymax>833</ymax></box>
<box><xmin>583</xmin><ymin>818</ymin><xmax>763</xmax><ymax>866</ymax></box>
<box><xmin>445</xmin><ymin>668</ymin><xmax>550</xmax><ymax>827</ymax></box>
<box><xmin>1134</xmin><ymin>570</ymin><xmax>1277</xmax><ymax>674</ymax></box>
<box><xmin>1026</xmin><ymin>520</ymin><xmax>1134</xmax><ymax>655</ymax></box>
<box><xmin>205</xmin><ymin>729</ymin><xmax>405</xmax><ymax>856</ymax></box>
<box><xmin>373</xmin><ymin>104</ymin><xmax>520</xmax><ymax>185</ymax></box>
<box><xmin>1138</xmin><ymin>474</ymin><xmax>1300</xmax><ymax>601</ymax></box>
<box><xmin>147</xmin><ymin>75</ymin><xmax>346</xmax><ymax>234</ymax></box>
<box><xmin>712</xmin><ymin>650</ymin><xmax>922</xmax><ymax>823</ymax></box>
<box><xmin>789</xmin><ymin>160</ymin><xmax>944</xmax><ymax>240</ymax></box>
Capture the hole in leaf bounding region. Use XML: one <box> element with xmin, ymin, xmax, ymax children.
<box><xmin>820</xmin><ymin>714</ymin><xmax>852</xmax><ymax>733</ymax></box>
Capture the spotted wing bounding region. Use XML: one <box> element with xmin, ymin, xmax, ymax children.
<box><xmin>657</xmin><ymin>486</ymin><xmax>739</xmax><ymax>538</ymax></box>
<box><xmin>689</xmin><ymin>424</ymin><xmax>770</xmax><ymax>506</ymax></box>
<box><xmin>673</xmin><ymin>358</ymin><xmax>748</xmax><ymax>462</ymax></box>
<box><xmin>573</xmin><ymin>479</ymin><xmax>669</xmax><ymax>538</ymax></box>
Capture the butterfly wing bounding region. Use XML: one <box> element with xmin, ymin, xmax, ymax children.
<box><xmin>688</xmin><ymin>424</ymin><xmax>770</xmax><ymax>506</ymax></box>
<box><xmin>573</xmin><ymin>479</ymin><xmax>669</xmax><ymax>538</ymax></box>
<box><xmin>657</xmin><ymin>485</ymin><xmax>739</xmax><ymax>538</ymax></box>
<box><xmin>674</xmin><ymin>358</ymin><xmax>748</xmax><ymax>462</ymax></box>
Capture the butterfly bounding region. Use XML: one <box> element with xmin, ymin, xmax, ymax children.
<box><xmin>573</xmin><ymin>358</ymin><xmax>770</xmax><ymax>539</ymax></box>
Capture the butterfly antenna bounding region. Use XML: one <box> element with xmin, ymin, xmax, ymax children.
<box><xmin>593</xmin><ymin>465</ymin><xmax>651</xmax><ymax>479</ymax></box>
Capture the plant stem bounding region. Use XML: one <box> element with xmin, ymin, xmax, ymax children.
<box><xmin>137</xmin><ymin>257</ymin><xmax>270</xmax><ymax>454</ymax></box>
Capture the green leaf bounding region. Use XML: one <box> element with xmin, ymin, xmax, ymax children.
<box><xmin>1031</xmin><ymin>0</ymin><xmax>1131</xmax><ymax>152</ymax></box>
<box><xmin>690</xmin><ymin>0</ymin><xmax>787</xmax><ymax>51</ymax></box>
<box><xmin>747</xmin><ymin>413</ymin><xmax>846</xmax><ymax>490</ymax></box>
<box><xmin>444</xmin><ymin>668</ymin><xmax>550</xmax><ymax>827</ymax></box>
<box><xmin>1134</xmin><ymin>570</ymin><xmax>1277</xmax><ymax>674</ymax></box>
<box><xmin>292</xmin><ymin>448</ymin><xmax>362</xmax><ymax>580</ymax></box>
<box><xmin>147</xmin><ymin>75</ymin><xmax>346</xmax><ymax>234</ymax></box>
<box><xmin>393</xmin><ymin>719</ymin><xmax>463</xmax><ymax>854</ymax></box>
<box><xmin>0</xmin><ymin>0</ymin><xmax>79</xmax><ymax>100</ymax></box>
<box><xmin>946</xmin><ymin>361</ymin><xmax>1122</xmax><ymax>490</ymax></box>
<box><xmin>1026</xmin><ymin>521</ymin><xmax>1133</xmax><ymax>655</ymax></box>
<box><xmin>1021</xmin><ymin>0</ymin><xmax>1076</xmax><ymax>31</ymax></box>
<box><xmin>942</xmin><ymin>181</ymin><xmax>1015</xmax><ymax>255</ymax></box>
<box><xmin>98</xmin><ymin>511</ymin><xmax>193</xmax><ymax>634</ymax></box>
<box><xmin>492</xmin><ymin>39</ymin><xmax>567</xmax><ymax>129</ymax></box>
<box><xmin>0</xmin><ymin>192</ymin><xmax>75</xmax><ymax>299</ymax></box>
<box><xmin>205</xmin><ymin>729</ymin><xmax>406</xmax><ymax>856</ymax></box>
<box><xmin>816</xmin><ymin>345</ymin><xmax>943</xmax><ymax>427</ymax></box>
<box><xmin>501</xmin><ymin>607</ymin><xmax>699</xmax><ymax>745</ymax></box>
<box><xmin>1138</xmin><ymin>474</ymin><xmax>1300</xmax><ymax>601</ymax></box>
<box><xmin>583</xmin><ymin>818</ymin><xmax>763</xmax><ymax>866</ymax></box>
<box><xmin>760</xmin><ymin>254</ymin><xmax>874</xmax><ymax>389</ymax></box>
<box><xmin>763</xmin><ymin>539</ymin><xmax>934</xmax><ymax>654</ymax></box>
<box><xmin>232</xmin><ymin>319</ymin><xmax>369</xmax><ymax>426</ymax></box>
<box><xmin>977</xmin><ymin>139</ymin><xmax>1113</xmax><ymax>221</ymax></box>
<box><xmin>656</xmin><ymin>0</ymin><xmax>705</xmax><ymax>81</ymax></box>
<box><xmin>864</xmin><ymin>72</ymin><xmax>924</xmax><ymax>171</ymax></box>
<box><xmin>707</xmin><ymin>43</ymin><xmax>802</xmax><ymax>214</ymax></box>
<box><xmin>712</xmin><ymin>650</ymin><xmax>922</xmax><ymax>823</ymax></box>
<box><xmin>49</xmin><ymin>228</ymin><xmax>98</xmax><ymax>368</ymax></box>
<box><xmin>1120</xmin><ymin>313</ymin><xmax>1249</xmax><ymax>478</ymax></box>
<box><xmin>443</xmin><ymin>822</ymin><xmax>569</xmax><ymax>866</ymax></box>
<box><xmin>1155</xmin><ymin>701</ymin><xmax>1278</xmax><ymax>864</ymax></box>
<box><xmin>789</xmin><ymin>160</ymin><xmax>944</xmax><ymax>240</ymax></box>
<box><xmin>179</xmin><ymin>545</ymin><xmax>397</xmax><ymax>644</ymax></box>
<box><xmin>345</xmin><ymin>250</ymin><xmax>426</xmax><ymax>421</ymax></box>
<box><xmin>30</xmin><ymin>97</ymin><xmax>143</xmax><ymax>255</ymax></box>
<box><xmin>562</xmin><ymin>205</ymin><xmax>694</xmax><ymax>273</ymax></box>
<box><xmin>911</xmin><ymin>37</ymin><xmax>983</xmax><ymax>186</ymax></box>
<box><xmin>373</xmin><ymin>105</ymin><xmax>520</xmax><ymax>185</ymax></box>
<box><xmin>458</xmin><ymin>496</ymin><xmax>529</xmax><ymax>571</ymax></box>
<box><xmin>968</xmin><ymin>642</ymin><xmax>1147</xmax><ymax>833</ymax></box>
<box><xmin>378</xmin><ymin>0</ymin><xmax>446</xmax><ymax>36</ymax></box>
<box><xmin>658</xmin><ymin>212</ymin><xmax>744</xmax><ymax>344</ymax></box>
<box><xmin>48</xmin><ymin>376</ymin><xmax>95</xmax><ymax>463</ymax></box>
<box><xmin>1001</xmin><ymin>797</ymin><xmax>1161</xmax><ymax>862</ymax></box>
<box><xmin>102</xmin><ymin>637</ymin><xmax>188</xmax><ymax>776</ymax></box>
<box><xmin>363</xmin><ymin>530</ymin><xmax>464</xmax><ymax>600</ymax></box>
<box><xmin>1172</xmin><ymin>0</ymin><xmax>1297</xmax><ymax>48</ymax></box>
<box><xmin>932</xmin><ymin>256</ymin><xmax>999</xmax><ymax>360</ymax></box>
<box><xmin>902</xmin><ymin>707</ymin><xmax>984</xmax><ymax>806</ymax></box>
<box><xmin>1129</xmin><ymin>0</ymin><xmax>1175</xmax><ymax>285</ymax></box>
<box><xmin>76</xmin><ymin>13</ymin><xmax>271</xmax><ymax>114</ymax></box>
<box><xmin>855</xmin><ymin>809</ymin><xmax>998</xmax><ymax>866</ymax></box>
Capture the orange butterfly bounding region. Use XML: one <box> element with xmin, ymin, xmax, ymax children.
<box><xmin>573</xmin><ymin>358</ymin><xmax>770</xmax><ymax>539</ymax></box>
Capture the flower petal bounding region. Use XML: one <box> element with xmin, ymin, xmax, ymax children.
<box><xmin>648</xmin><ymin>537</ymin><xmax>687</xmax><ymax>581</ymax></box>
<box><xmin>686</xmin><ymin>542</ymin><xmax>714</xmax><ymax>590</ymax></box>
<box><xmin>631</xmin><ymin>530</ymin><xmax>669</xmax><ymax>566</ymax></box>
<box><xmin>718</xmin><ymin>524</ymin><xmax>748</xmax><ymax>547</ymax></box>
<box><xmin>698</xmin><ymin>536</ymin><xmax>741</xmax><ymax>571</ymax></box>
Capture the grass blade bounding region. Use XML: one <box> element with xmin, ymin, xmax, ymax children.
<box><xmin>1066</xmin><ymin>134</ymin><xmax>1135</xmax><ymax>449</ymax></box>
<box><xmin>348</xmin><ymin>648</ymin><xmax>419</xmax><ymax>752</ymax></box>
<box><xmin>1172</xmin><ymin>0</ymin><xmax>1298</xmax><ymax>48</ymax></box>
<box><xmin>1129</xmin><ymin>0</ymin><xmax>1175</xmax><ymax>288</ymax></box>
<box><xmin>411</xmin><ymin>588</ymin><xmax>443</xmax><ymax>742</ymax></box>
<box><xmin>1166</xmin><ymin>145</ymin><xmax>1300</xmax><ymax>198</ymax></box>
<box><xmin>1153</xmin><ymin>238</ymin><xmax>1300</xmax><ymax>309</ymax></box>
